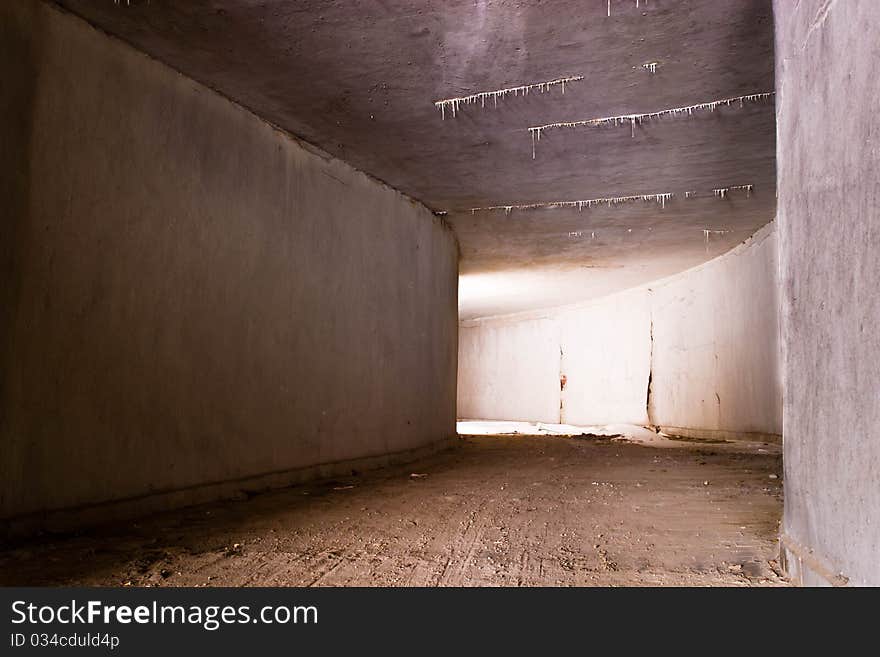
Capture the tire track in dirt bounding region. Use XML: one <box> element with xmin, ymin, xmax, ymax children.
<box><xmin>0</xmin><ymin>435</ymin><xmax>786</xmax><ymax>587</ymax></box>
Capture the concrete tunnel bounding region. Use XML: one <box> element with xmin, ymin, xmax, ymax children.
<box><xmin>0</xmin><ymin>0</ymin><xmax>878</xmax><ymax>587</ymax></box>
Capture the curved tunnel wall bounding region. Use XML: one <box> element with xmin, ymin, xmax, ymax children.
<box><xmin>458</xmin><ymin>222</ymin><xmax>782</xmax><ymax>441</ymax></box>
<box><xmin>0</xmin><ymin>3</ymin><xmax>459</xmax><ymax>534</ymax></box>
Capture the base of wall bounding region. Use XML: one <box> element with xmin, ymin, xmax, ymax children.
<box><xmin>659</xmin><ymin>426</ymin><xmax>782</xmax><ymax>444</ymax></box>
<box><xmin>779</xmin><ymin>532</ymin><xmax>850</xmax><ymax>587</ymax></box>
<box><xmin>0</xmin><ymin>436</ymin><xmax>459</xmax><ymax>542</ymax></box>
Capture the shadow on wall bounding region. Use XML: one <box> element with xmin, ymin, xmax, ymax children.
<box><xmin>457</xmin><ymin>223</ymin><xmax>782</xmax><ymax>442</ymax></box>
<box><xmin>0</xmin><ymin>3</ymin><xmax>458</xmax><ymax>538</ymax></box>
<box><xmin>0</xmin><ymin>3</ymin><xmax>39</xmax><ymax>484</ymax></box>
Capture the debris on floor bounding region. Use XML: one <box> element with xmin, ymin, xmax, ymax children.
<box><xmin>0</xmin><ymin>435</ymin><xmax>785</xmax><ymax>587</ymax></box>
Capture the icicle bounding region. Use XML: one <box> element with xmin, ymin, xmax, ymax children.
<box><xmin>714</xmin><ymin>184</ymin><xmax>755</xmax><ymax>199</ymax></box>
<box><xmin>610</xmin><ymin>0</ymin><xmax>648</xmax><ymax>18</ymax></box>
<box><xmin>642</xmin><ymin>62</ymin><xmax>659</xmax><ymax>74</ymax></box>
<box><xmin>527</xmin><ymin>91</ymin><xmax>774</xmax><ymax>154</ymax></box>
<box><xmin>467</xmin><ymin>191</ymin><xmax>675</xmax><ymax>215</ymax></box>
<box><xmin>447</xmin><ymin>184</ymin><xmax>749</xmax><ymax>217</ymax></box>
<box><xmin>703</xmin><ymin>228</ymin><xmax>730</xmax><ymax>243</ymax></box>
<box><xmin>529</xmin><ymin>126</ymin><xmax>543</xmax><ymax>160</ymax></box>
<box><xmin>434</xmin><ymin>76</ymin><xmax>585</xmax><ymax>119</ymax></box>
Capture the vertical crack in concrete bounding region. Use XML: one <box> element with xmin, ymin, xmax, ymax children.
<box><xmin>558</xmin><ymin>345</ymin><xmax>565</xmax><ymax>424</ymax></box>
<box><xmin>646</xmin><ymin>309</ymin><xmax>655</xmax><ymax>428</ymax></box>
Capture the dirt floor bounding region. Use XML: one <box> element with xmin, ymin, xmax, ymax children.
<box><xmin>0</xmin><ymin>434</ymin><xmax>786</xmax><ymax>586</ymax></box>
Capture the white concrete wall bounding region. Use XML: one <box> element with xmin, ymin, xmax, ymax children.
<box><xmin>0</xmin><ymin>3</ymin><xmax>458</xmax><ymax>530</ymax></box>
<box><xmin>458</xmin><ymin>317</ymin><xmax>560</xmax><ymax>423</ymax></box>
<box><xmin>775</xmin><ymin>0</ymin><xmax>880</xmax><ymax>586</ymax></box>
<box><xmin>558</xmin><ymin>287</ymin><xmax>652</xmax><ymax>426</ymax></box>
<box><xmin>649</xmin><ymin>223</ymin><xmax>781</xmax><ymax>438</ymax></box>
<box><xmin>458</xmin><ymin>223</ymin><xmax>781</xmax><ymax>440</ymax></box>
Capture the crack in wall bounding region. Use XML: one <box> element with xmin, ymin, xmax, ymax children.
<box><xmin>558</xmin><ymin>345</ymin><xmax>565</xmax><ymax>423</ymax></box>
<box><xmin>646</xmin><ymin>303</ymin><xmax>655</xmax><ymax>428</ymax></box>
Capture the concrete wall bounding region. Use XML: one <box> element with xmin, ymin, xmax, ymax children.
<box><xmin>0</xmin><ymin>3</ymin><xmax>458</xmax><ymax>532</ymax></box>
<box><xmin>458</xmin><ymin>223</ymin><xmax>781</xmax><ymax>440</ymax></box>
<box><xmin>560</xmin><ymin>287</ymin><xmax>652</xmax><ymax>427</ymax></box>
<box><xmin>457</xmin><ymin>317</ymin><xmax>560</xmax><ymax>423</ymax></box>
<box><xmin>649</xmin><ymin>223</ymin><xmax>781</xmax><ymax>439</ymax></box>
<box><xmin>775</xmin><ymin>0</ymin><xmax>880</xmax><ymax>586</ymax></box>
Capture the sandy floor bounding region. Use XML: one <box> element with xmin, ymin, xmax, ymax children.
<box><xmin>0</xmin><ymin>434</ymin><xmax>786</xmax><ymax>586</ymax></box>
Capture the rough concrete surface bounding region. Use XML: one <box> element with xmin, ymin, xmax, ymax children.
<box><xmin>0</xmin><ymin>435</ymin><xmax>786</xmax><ymax>587</ymax></box>
<box><xmin>53</xmin><ymin>0</ymin><xmax>777</xmax><ymax>317</ymax></box>
<box><xmin>775</xmin><ymin>0</ymin><xmax>880</xmax><ymax>586</ymax></box>
<box><xmin>0</xmin><ymin>3</ymin><xmax>458</xmax><ymax>526</ymax></box>
<box><xmin>458</xmin><ymin>223</ymin><xmax>782</xmax><ymax>438</ymax></box>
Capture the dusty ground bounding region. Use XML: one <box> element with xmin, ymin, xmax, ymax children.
<box><xmin>0</xmin><ymin>434</ymin><xmax>786</xmax><ymax>587</ymax></box>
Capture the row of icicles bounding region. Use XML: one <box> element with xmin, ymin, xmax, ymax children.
<box><xmin>465</xmin><ymin>185</ymin><xmax>754</xmax><ymax>215</ymax></box>
<box><xmin>528</xmin><ymin>92</ymin><xmax>775</xmax><ymax>157</ymax></box>
<box><xmin>435</xmin><ymin>78</ymin><xmax>775</xmax><ymax>159</ymax></box>
<box><xmin>563</xmin><ymin>228</ymin><xmax>731</xmax><ymax>240</ymax></box>
<box><xmin>435</xmin><ymin>76</ymin><xmax>584</xmax><ymax>120</ymax></box>
<box><xmin>432</xmin><ymin>1</ymin><xmax>768</xmax><ymax>222</ymax></box>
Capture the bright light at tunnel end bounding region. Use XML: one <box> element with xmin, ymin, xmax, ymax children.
<box><xmin>458</xmin><ymin>272</ymin><xmax>520</xmax><ymax>307</ymax></box>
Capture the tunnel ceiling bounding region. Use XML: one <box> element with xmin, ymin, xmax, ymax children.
<box><xmin>57</xmin><ymin>0</ymin><xmax>776</xmax><ymax>319</ymax></box>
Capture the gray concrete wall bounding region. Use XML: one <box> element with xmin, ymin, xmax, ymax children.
<box><xmin>0</xmin><ymin>2</ymin><xmax>458</xmax><ymax>530</ymax></box>
<box><xmin>775</xmin><ymin>0</ymin><xmax>880</xmax><ymax>586</ymax></box>
<box><xmin>458</xmin><ymin>224</ymin><xmax>781</xmax><ymax>440</ymax></box>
